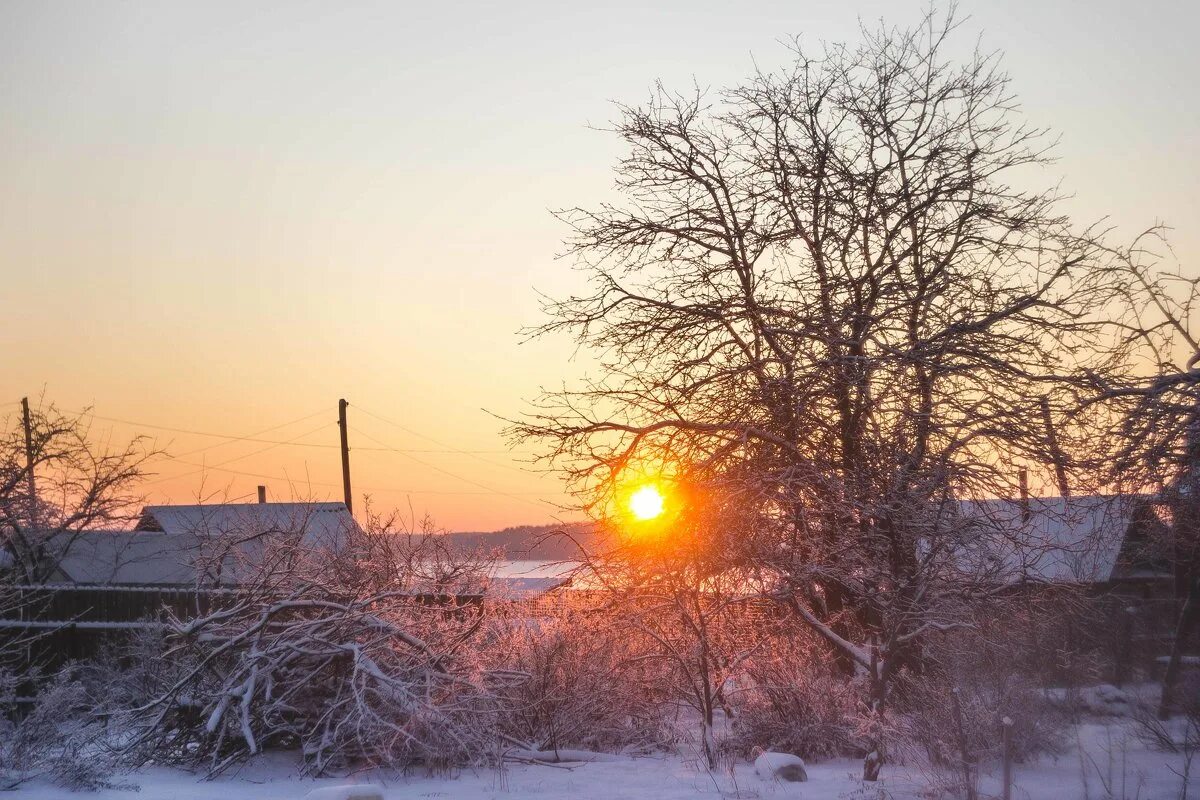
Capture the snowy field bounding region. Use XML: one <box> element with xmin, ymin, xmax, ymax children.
<box><xmin>8</xmin><ymin>721</ymin><xmax>1196</xmax><ymax>800</ymax></box>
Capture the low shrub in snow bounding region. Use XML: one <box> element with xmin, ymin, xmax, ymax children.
<box><xmin>901</xmin><ymin>670</ymin><xmax>1066</xmax><ymax>770</ymax></box>
<box><xmin>898</xmin><ymin>608</ymin><xmax>1072</xmax><ymax>776</ymax></box>
<box><xmin>0</xmin><ymin>667</ymin><xmax>120</xmax><ymax>791</ymax></box>
<box><xmin>722</xmin><ymin>626</ymin><xmax>866</xmax><ymax>762</ymax></box>
<box><xmin>484</xmin><ymin>600</ymin><xmax>671</xmax><ymax>757</ymax></box>
<box><xmin>113</xmin><ymin>516</ymin><xmax>506</xmax><ymax>777</ymax></box>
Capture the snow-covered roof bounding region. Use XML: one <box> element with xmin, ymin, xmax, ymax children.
<box><xmin>488</xmin><ymin>576</ymin><xmax>571</xmax><ymax>597</ymax></box>
<box><xmin>938</xmin><ymin>495</ymin><xmax>1165</xmax><ymax>584</ymax></box>
<box><xmin>52</xmin><ymin>532</ymin><xmax>198</xmax><ymax>585</ymax></box>
<box><xmin>48</xmin><ymin>502</ymin><xmax>358</xmax><ymax>587</ymax></box>
<box><xmin>136</xmin><ymin>502</ymin><xmax>355</xmax><ymax>550</ymax></box>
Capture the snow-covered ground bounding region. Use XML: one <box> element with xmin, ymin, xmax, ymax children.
<box><xmin>9</xmin><ymin>721</ymin><xmax>1197</xmax><ymax>799</ymax></box>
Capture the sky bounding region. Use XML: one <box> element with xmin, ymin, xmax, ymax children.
<box><xmin>1</xmin><ymin>0</ymin><xmax>1197</xmax><ymax>531</ymax></box>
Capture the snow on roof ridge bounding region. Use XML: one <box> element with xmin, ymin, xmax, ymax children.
<box><xmin>141</xmin><ymin>501</ymin><xmax>348</xmax><ymax>512</ymax></box>
<box><xmin>136</xmin><ymin>502</ymin><xmax>355</xmax><ymax>535</ymax></box>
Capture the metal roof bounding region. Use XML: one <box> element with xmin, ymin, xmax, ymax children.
<box><xmin>49</xmin><ymin>502</ymin><xmax>358</xmax><ymax>587</ymax></box>
<box><xmin>136</xmin><ymin>502</ymin><xmax>354</xmax><ymax>549</ymax></box>
<box><xmin>938</xmin><ymin>494</ymin><xmax>1166</xmax><ymax>584</ymax></box>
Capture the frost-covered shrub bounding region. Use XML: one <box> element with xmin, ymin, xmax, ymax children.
<box><xmin>83</xmin><ymin>623</ymin><xmax>227</xmax><ymax>770</ymax></box>
<box><xmin>88</xmin><ymin>624</ymin><xmax>210</xmax><ymax>712</ymax></box>
<box><xmin>117</xmin><ymin>515</ymin><xmax>505</xmax><ymax>777</ymax></box>
<box><xmin>899</xmin><ymin>608</ymin><xmax>1071</xmax><ymax>770</ymax></box>
<box><xmin>1009</xmin><ymin>599</ymin><xmax>1109</xmax><ymax>690</ymax></box>
<box><xmin>900</xmin><ymin>670</ymin><xmax>1066</xmax><ymax>769</ymax></box>
<box><xmin>723</xmin><ymin>626</ymin><xmax>865</xmax><ymax>761</ymax></box>
<box><xmin>0</xmin><ymin>667</ymin><xmax>119</xmax><ymax>791</ymax></box>
<box><xmin>484</xmin><ymin>600</ymin><xmax>670</xmax><ymax>756</ymax></box>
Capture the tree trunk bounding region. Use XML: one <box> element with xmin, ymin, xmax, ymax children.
<box><xmin>1159</xmin><ymin>577</ymin><xmax>1200</xmax><ymax>719</ymax></box>
<box><xmin>862</xmin><ymin>645</ymin><xmax>887</xmax><ymax>781</ymax></box>
<box><xmin>862</xmin><ymin>749</ymin><xmax>882</xmax><ymax>781</ymax></box>
<box><xmin>951</xmin><ymin>687</ymin><xmax>978</xmax><ymax>800</ymax></box>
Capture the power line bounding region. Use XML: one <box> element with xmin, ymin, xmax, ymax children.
<box><xmin>73</xmin><ymin>408</ymin><xmax>526</xmax><ymax>454</ymax></box>
<box><xmin>349</xmin><ymin>425</ymin><xmax>559</xmax><ymax>511</ymax></box>
<box><xmin>145</xmin><ymin>421</ymin><xmax>336</xmax><ymax>486</ymax></box>
<box><xmin>149</xmin><ymin>459</ymin><xmax>551</xmax><ymax>496</ymax></box>
<box><xmin>363</xmin><ymin>446</ymin><xmax>527</xmax><ymax>454</ymax></box>
<box><xmin>50</xmin><ymin>401</ymin><xmax>558</xmax><ymax>505</ymax></box>
<box><xmin>148</xmin><ymin>460</ymin><xmax>339</xmax><ymax>490</ymax></box>
<box><xmin>148</xmin><ymin>412</ymin><xmax>552</xmax><ymax>500</ymax></box>
<box><xmin>78</xmin><ymin>411</ymin><xmax>341</xmax><ymax>447</ymax></box>
<box><xmin>355</xmin><ymin>404</ymin><xmax>537</xmax><ymax>474</ymax></box>
<box><xmin>172</xmin><ymin>409</ymin><xmax>330</xmax><ymax>458</ymax></box>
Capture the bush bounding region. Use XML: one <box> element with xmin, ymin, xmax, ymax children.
<box><xmin>110</xmin><ymin>520</ymin><xmax>506</xmax><ymax>777</ymax></box>
<box><xmin>722</xmin><ymin>625</ymin><xmax>866</xmax><ymax>761</ymax></box>
<box><xmin>900</xmin><ymin>670</ymin><xmax>1066</xmax><ymax>769</ymax></box>
<box><xmin>898</xmin><ymin>608</ymin><xmax>1071</xmax><ymax>772</ymax></box>
<box><xmin>0</xmin><ymin>667</ymin><xmax>119</xmax><ymax>791</ymax></box>
<box><xmin>484</xmin><ymin>599</ymin><xmax>671</xmax><ymax>756</ymax></box>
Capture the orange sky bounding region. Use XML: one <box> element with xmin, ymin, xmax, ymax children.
<box><xmin>1</xmin><ymin>0</ymin><xmax>1196</xmax><ymax>531</ymax></box>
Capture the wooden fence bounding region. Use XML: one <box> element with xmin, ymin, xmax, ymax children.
<box><xmin>1</xmin><ymin>583</ymin><xmax>240</xmax><ymax>629</ymax></box>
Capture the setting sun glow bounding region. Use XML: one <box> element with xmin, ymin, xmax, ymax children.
<box><xmin>629</xmin><ymin>485</ymin><xmax>665</xmax><ymax>521</ymax></box>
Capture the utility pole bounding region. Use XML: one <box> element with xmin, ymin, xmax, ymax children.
<box><xmin>338</xmin><ymin>398</ymin><xmax>353</xmax><ymax>515</ymax></box>
<box><xmin>20</xmin><ymin>397</ymin><xmax>36</xmax><ymax>530</ymax></box>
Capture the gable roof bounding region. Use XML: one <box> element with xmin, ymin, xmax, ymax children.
<box><xmin>52</xmin><ymin>531</ymin><xmax>198</xmax><ymax>586</ymax></box>
<box><xmin>940</xmin><ymin>494</ymin><xmax>1167</xmax><ymax>584</ymax></box>
<box><xmin>50</xmin><ymin>502</ymin><xmax>358</xmax><ymax>587</ymax></box>
<box><xmin>135</xmin><ymin>502</ymin><xmax>355</xmax><ymax>550</ymax></box>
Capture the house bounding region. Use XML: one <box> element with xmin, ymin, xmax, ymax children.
<box><xmin>0</xmin><ymin>502</ymin><xmax>360</xmax><ymax>667</ymax></box>
<box><xmin>940</xmin><ymin>494</ymin><xmax>1172</xmax><ymax>590</ymax></box>
<box><xmin>3</xmin><ymin>501</ymin><xmax>564</xmax><ymax>647</ymax></box>
<box><xmin>937</xmin><ymin>493</ymin><xmax>1180</xmax><ymax>682</ymax></box>
<box><xmin>45</xmin><ymin>501</ymin><xmax>357</xmax><ymax>588</ymax></box>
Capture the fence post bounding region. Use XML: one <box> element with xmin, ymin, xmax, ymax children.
<box><xmin>951</xmin><ymin>687</ymin><xmax>977</xmax><ymax>800</ymax></box>
<box><xmin>1001</xmin><ymin>716</ymin><xmax>1013</xmax><ymax>800</ymax></box>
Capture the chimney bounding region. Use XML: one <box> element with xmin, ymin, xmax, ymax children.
<box><xmin>257</xmin><ymin>485</ymin><xmax>267</xmax><ymax>504</ymax></box>
<box><xmin>1018</xmin><ymin>468</ymin><xmax>1030</xmax><ymax>523</ymax></box>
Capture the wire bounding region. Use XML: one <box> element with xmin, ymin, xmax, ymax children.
<box><xmin>76</xmin><ymin>410</ymin><xmax>339</xmax><ymax>448</ymax></box>
<box><xmin>51</xmin><ymin>401</ymin><xmax>560</xmax><ymax>506</ymax></box>
<box><xmin>354</xmin><ymin>404</ymin><xmax>536</xmax><ymax>473</ymax></box>
<box><xmin>149</xmin><ymin>460</ymin><xmax>552</xmax><ymax>497</ymax></box>
<box><xmin>148</xmin><ymin>461</ymin><xmax>340</xmax><ymax>490</ymax></box>
<box><xmin>171</xmin><ymin>409</ymin><xmax>331</xmax><ymax>458</ymax></box>
<box><xmin>349</xmin><ymin>425</ymin><xmax>559</xmax><ymax>510</ymax></box>
<box><xmin>145</xmin><ymin>422</ymin><xmax>335</xmax><ymax>486</ymax></box>
<box><xmin>146</xmin><ymin>419</ymin><xmax>554</xmax><ymax>500</ymax></box>
<box><xmin>71</xmin><ymin>407</ymin><xmax>523</xmax><ymax>454</ymax></box>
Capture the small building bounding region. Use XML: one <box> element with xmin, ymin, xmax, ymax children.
<box><xmin>44</xmin><ymin>501</ymin><xmax>356</xmax><ymax>587</ymax></box>
<box><xmin>0</xmin><ymin>502</ymin><xmax>359</xmax><ymax>665</ymax></box>
<box><xmin>2</xmin><ymin>502</ymin><xmax>571</xmax><ymax>667</ymax></box>
<box><xmin>942</xmin><ymin>494</ymin><xmax>1172</xmax><ymax>590</ymax></box>
<box><xmin>940</xmin><ymin>494</ymin><xmax>1178</xmax><ymax>682</ymax></box>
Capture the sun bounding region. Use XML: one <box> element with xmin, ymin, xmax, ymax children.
<box><xmin>629</xmin><ymin>484</ymin><xmax>665</xmax><ymax>521</ymax></box>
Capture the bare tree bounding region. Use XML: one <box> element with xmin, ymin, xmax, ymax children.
<box><xmin>0</xmin><ymin>400</ymin><xmax>155</xmax><ymax>583</ymax></box>
<box><xmin>1092</xmin><ymin>232</ymin><xmax>1200</xmax><ymax>717</ymax></box>
<box><xmin>515</xmin><ymin>8</ymin><xmax>1123</xmax><ymax>779</ymax></box>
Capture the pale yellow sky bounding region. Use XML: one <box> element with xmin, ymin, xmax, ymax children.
<box><xmin>1</xmin><ymin>0</ymin><xmax>1196</xmax><ymax>530</ymax></box>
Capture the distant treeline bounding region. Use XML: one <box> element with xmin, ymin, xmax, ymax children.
<box><xmin>443</xmin><ymin>522</ymin><xmax>596</xmax><ymax>560</ymax></box>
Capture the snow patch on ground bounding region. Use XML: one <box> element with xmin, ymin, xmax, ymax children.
<box><xmin>753</xmin><ymin>750</ymin><xmax>807</xmax><ymax>782</ymax></box>
<box><xmin>1043</xmin><ymin>683</ymin><xmax>1155</xmax><ymax>716</ymax></box>
<box><xmin>302</xmin><ymin>786</ymin><xmax>384</xmax><ymax>800</ymax></box>
<box><xmin>7</xmin><ymin>721</ymin><xmax>1197</xmax><ymax>799</ymax></box>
